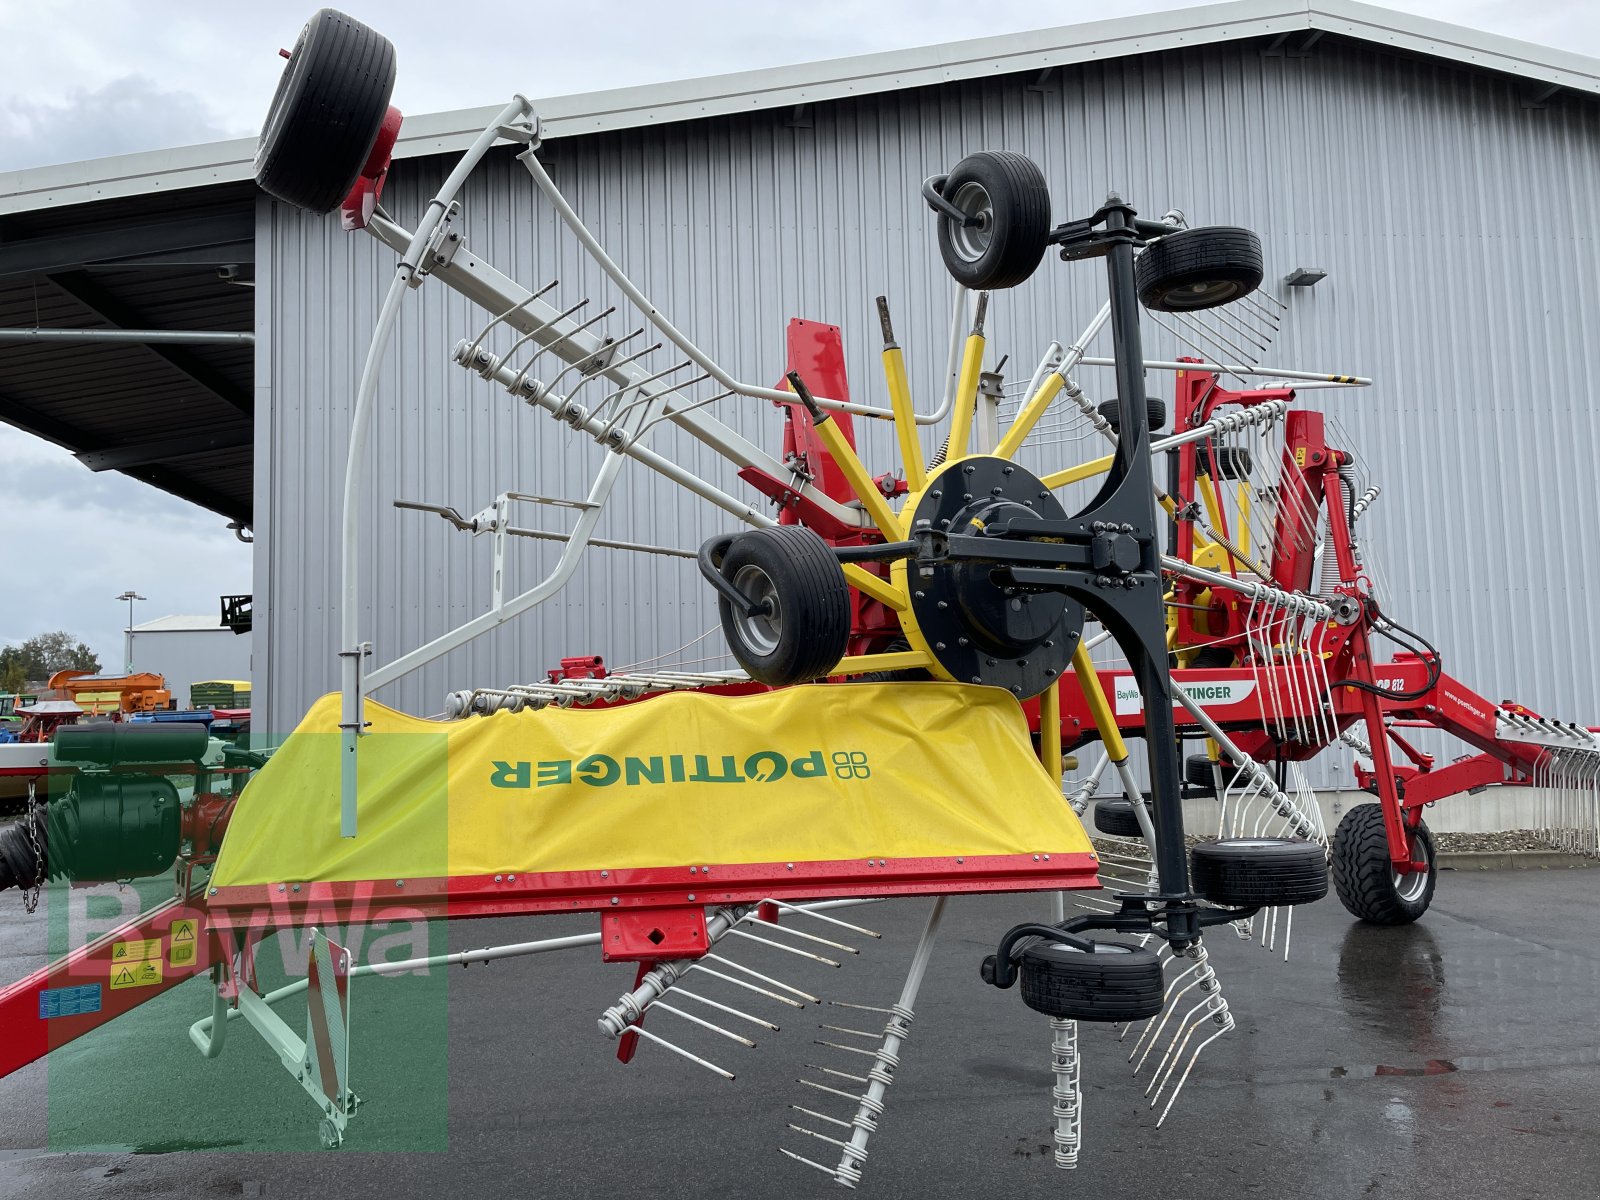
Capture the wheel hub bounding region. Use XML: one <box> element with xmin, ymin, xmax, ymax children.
<box><xmin>899</xmin><ymin>456</ymin><xmax>1083</xmax><ymax>698</ymax></box>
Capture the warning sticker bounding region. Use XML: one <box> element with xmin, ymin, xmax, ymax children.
<box><xmin>169</xmin><ymin>919</ymin><xmax>199</xmax><ymax>968</ymax></box>
<box><xmin>110</xmin><ymin>959</ymin><xmax>164</xmax><ymax>990</ymax></box>
<box><xmin>111</xmin><ymin>938</ymin><xmax>161</xmax><ymax>963</ymax></box>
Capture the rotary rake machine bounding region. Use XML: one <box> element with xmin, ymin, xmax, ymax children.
<box><xmin>4</xmin><ymin>6</ymin><xmax>1599</xmax><ymax>1181</ymax></box>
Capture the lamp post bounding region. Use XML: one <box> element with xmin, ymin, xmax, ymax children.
<box><xmin>116</xmin><ymin>591</ymin><xmax>146</xmax><ymax>673</ymax></box>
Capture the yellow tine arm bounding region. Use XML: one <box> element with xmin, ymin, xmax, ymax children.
<box><xmin>1040</xmin><ymin>452</ymin><xmax>1113</xmax><ymax>490</ymax></box>
<box><xmin>841</xmin><ymin>564</ymin><xmax>908</xmax><ymax>611</ymax></box>
<box><xmin>1071</xmin><ymin>642</ymin><xmax>1131</xmax><ymax>763</ymax></box>
<box><xmin>944</xmin><ymin>292</ymin><xmax>989</xmax><ymax>460</ymax></box>
<box><xmin>1039</xmin><ymin>679</ymin><xmax>1064</xmax><ymax>781</ymax></box>
<box><xmin>787</xmin><ymin>371</ymin><xmax>903</xmax><ymax>540</ymax></box>
<box><xmin>876</xmin><ymin>297</ymin><xmax>925</xmax><ymax>492</ymax></box>
<box><xmin>995</xmin><ymin>371</ymin><xmax>1066</xmax><ymax>460</ymax></box>
<box><xmin>832</xmin><ymin>649</ymin><xmax>931</xmax><ymax>677</ymax></box>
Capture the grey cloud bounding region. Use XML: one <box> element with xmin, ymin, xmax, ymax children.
<box><xmin>0</xmin><ymin>75</ymin><xmax>238</xmax><ymax>172</ymax></box>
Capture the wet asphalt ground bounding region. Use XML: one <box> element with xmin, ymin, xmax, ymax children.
<box><xmin>1</xmin><ymin>865</ymin><xmax>1597</xmax><ymax>1200</ymax></box>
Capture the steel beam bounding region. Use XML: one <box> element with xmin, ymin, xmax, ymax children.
<box><xmin>0</xmin><ymin>328</ymin><xmax>254</xmax><ymax>346</ymax></box>
<box><xmin>47</xmin><ymin>271</ymin><xmax>253</xmax><ymax>414</ymax></box>
<box><xmin>0</xmin><ymin>211</ymin><xmax>253</xmax><ymax>279</ymax></box>
<box><xmin>76</xmin><ymin>425</ymin><xmax>254</xmax><ymax>471</ymax></box>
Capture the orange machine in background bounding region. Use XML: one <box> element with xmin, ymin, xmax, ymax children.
<box><xmin>45</xmin><ymin>670</ymin><xmax>171</xmax><ymax>715</ymax></box>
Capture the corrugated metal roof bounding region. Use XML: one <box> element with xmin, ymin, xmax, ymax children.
<box><xmin>2</xmin><ymin>1</ymin><xmax>1596</xmax><ymax>218</ymax></box>
<box><xmin>0</xmin><ymin>183</ymin><xmax>255</xmax><ymax>521</ymax></box>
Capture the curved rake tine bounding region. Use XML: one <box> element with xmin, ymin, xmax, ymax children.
<box><xmin>1132</xmin><ymin>968</ymin><xmax>1206</xmax><ymax>1073</ymax></box>
<box><xmin>1145</xmin><ymin>993</ymin><xmax>1213</xmax><ymax>1097</ymax></box>
<box><xmin>627</xmin><ymin>1024</ymin><xmax>735</xmax><ymax>1081</ymax></box>
<box><xmin>649</xmin><ymin>1000</ymin><xmax>757</xmax><ymax>1047</ymax></box>
<box><xmin>491</xmin><ymin>296</ymin><xmax>586</xmax><ymax>380</ymax></box>
<box><xmin>771</xmin><ymin>902</ymin><xmax>883</xmax><ymax>939</ymax></box>
<box><xmin>573</xmin><ymin>341</ymin><xmax>665</xmax><ymax>410</ymax></box>
<box><xmin>1155</xmin><ymin>1021</ymin><xmax>1235</xmax><ymax>1128</ymax></box>
<box><xmin>630</xmin><ymin>385</ymin><xmax>734</xmax><ymax>440</ymax></box>
<box><xmin>463</xmin><ymin>278</ymin><xmax>560</xmax><ymax>362</ymax></box>
<box><xmin>603</xmin><ymin>371</ymin><xmax>713</xmax><ymax>442</ymax></box>
<box><xmin>735</xmin><ymin>915</ymin><xmax>859</xmax><ymax>955</ymax></box>
<box><xmin>726</xmin><ymin>927</ymin><xmax>841</xmax><ymax>968</ymax></box>
<box><xmin>704</xmin><ymin>953</ymin><xmax>822</xmax><ymax>1002</ymax></box>
<box><xmin>505</xmin><ymin>302</ymin><xmax>616</xmax><ymax>389</ymax></box>
<box><xmin>791</xmin><ymin>1105</ymin><xmax>853</xmax><ymax>1130</ymax></box>
<box><xmin>1126</xmin><ymin>953</ymin><xmax>1196</xmax><ymax>1055</ymax></box>
<box><xmin>531</xmin><ymin>326</ymin><xmax>646</xmax><ymax>397</ymax></box>
<box><xmin>680</xmin><ymin>963</ymin><xmax>807</xmax><ymax>1009</ymax></box>
<box><xmin>670</xmin><ymin>987</ymin><xmax>780</xmax><ymax>1032</ymax></box>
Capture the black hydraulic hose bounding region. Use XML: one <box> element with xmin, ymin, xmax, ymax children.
<box><xmin>0</xmin><ymin>806</ymin><xmax>48</xmax><ymax>895</ymax></box>
<box><xmin>1329</xmin><ymin>600</ymin><xmax>1442</xmax><ymax>702</ymax></box>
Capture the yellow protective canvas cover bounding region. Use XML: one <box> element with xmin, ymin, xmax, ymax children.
<box><xmin>212</xmin><ymin>682</ymin><xmax>1094</xmax><ymax>887</ymax></box>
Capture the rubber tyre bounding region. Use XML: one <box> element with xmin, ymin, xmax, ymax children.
<box><xmin>1136</xmin><ymin>227</ymin><xmax>1264</xmax><ymax>312</ymax></box>
<box><xmin>255</xmin><ymin>9</ymin><xmax>397</xmax><ymax>214</ymax></box>
<box><xmin>717</xmin><ymin>526</ymin><xmax>850</xmax><ymax>686</ymax></box>
<box><xmin>1093</xmin><ymin>796</ymin><xmax>1145</xmax><ymax>838</ymax></box>
<box><xmin>934</xmin><ymin>152</ymin><xmax>1051</xmax><ymax>290</ymax></box>
<box><xmin>1189</xmin><ymin>837</ymin><xmax>1328</xmax><ymax>907</ymax></box>
<box><xmin>1197</xmin><ymin>445</ymin><xmax>1254</xmax><ymax>480</ymax></box>
<box><xmin>1187</xmin><ymin>645</ymin><xmax>1235</xmax><ymax>670</ymax></box>
<box><xmin>1329</xmin><ymin>803</ymin><xmax>1436</xmax><ymax>925</ymax></box>
<box><xmin>1185</xmin><ymin>753</ymin><xmax>1231</xmax><ymax>792</ymax></box>
<box><xmin>1019</xmin><ymin>940</ymin><xmax>1165</xmax><ymax>1022</ymax></box>
<box><xmin>1096</xmin><ymin>397</ymin><xmax>1168</xmax><ymax>433</ymax></box>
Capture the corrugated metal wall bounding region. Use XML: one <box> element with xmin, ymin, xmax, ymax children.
<box><xmin>256</xmin><ymin>33</ymin><xmax>1600</xmax><ymax>764</ymax></box>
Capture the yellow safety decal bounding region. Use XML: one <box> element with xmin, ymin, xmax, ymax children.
<box><xmin>111</xmin><ymin>938</ymin><xmax>160</xmax><ymax>964</ymax></box>
<box><xmin>169</xmin><ymin>920</ymin><xmax>199</xmax><ymax>968</ymax></box>
<box><xmin>110</xmin><ymin>959</ymin><xmax>164</xmax><ymax>990</ymax></box>
<box><xmin>1294</xmin><ymin>446</ymin><xmax>1307</xmax><ymax>467</ymax></box>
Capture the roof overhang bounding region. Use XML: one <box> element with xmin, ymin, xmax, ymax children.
<box><xmin>2</xmin><ymin>0</ymin><xmax>1596</xmax><ymax>218</ymax></box>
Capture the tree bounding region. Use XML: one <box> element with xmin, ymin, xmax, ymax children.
<box><xmin>0</xmin><ymin>632</ymin><xmax>101</xmax><ymax>686</ymax></box>
<box><xmin>0</xmin><ymin>656</ymin><xmax>24</xmax><ymax>695</ymax></box>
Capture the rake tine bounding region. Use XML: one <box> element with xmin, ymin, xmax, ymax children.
<box><xmin>681</xmin><ymin>963</ymin><xmax>807</xmax><ymax>1009</ymax></box>
<box><xmin>725</xmin><ymin>928</ymin><xmax>842</xmax><ymax>967</ymax></box>
<box><xmin>827</xmin><ymin>1000</ymin><xmax>896</xmax><ymax>1015</ymax></box>
<box><xmin>820</xmin><ymin>1024</ymin><xmax>882</xmax><ymax>1040</ymax></box>
<box><xmin>738</xmin><ymin>914</ymin><xmax>860</xmax><ymax>955</ymax></box>
<box><xmin>627</xmin><ymin>1024</ymin><xmax>736</xmax><ymax>1081</ymax></box>
<box><xmin>774</xmin><ymin>902</ymin><xmax>884</xmax><ymax>939</ymax></box>
<box><xmin>1155</xmin><ymin>1022</ymin><xmax>1235</xmax><ymax>1127</ymax></box>
<box><xmin>807</xmin><ymin>1064</ymin><xmax>871</xmax><ymax>1085</ymax></box>
<box><xmin>1133</xmin><ymin>972</ymin><xmax>1206</xmax><ymax>1074</ymax></box>
<box><xmin>791</xmin><ymin>1105</ymin><xmax>853</xmax><ymax>1130</ymax></box>
<box><xmin>1146</xmin><ymin>995</ymin><xmax>1212</xmax><ymax>1098</ymax></box>
<box><xmin>779</xmin><ymin>1148</ymin><xmax>841</xmax><ymax>1178</ymax></box>
<box><xmin>798</xmin><ymin>1078</ymin><xmax>864</xmax><ymax>1104</ymax></box>
<box><xmin>671</xmin><ymin>987</ymin><xmax>780</xmax><ymax>1032</ymax></box>
<box><xmin>814</xmin><ymin>1039</ymin><xmax>881</xmax><ymax>1060</ymax></box>
<box><xmin>704</xmin><ymin>954</ymin><xmax>822</xmax><ymax>1002</ymax></box>
<box><xmin>788</xmin><ymin>1123</ymin><xmax>855</xmax><ymax>1150</ymax></box>
<box><xmin>1129</xmin><ymin>959</ymin><xmax>1201</xmax><ymax>1065</ymax></box>
<box><xmin>650</xmin><ymin>1001</ymin><xmax>757</xmax><ymax>1048</ymax></box>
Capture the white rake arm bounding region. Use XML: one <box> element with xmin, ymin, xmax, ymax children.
<box><xmin>519</xmin><ymin>146</ymin><xmax>948</xmax><ymax>425</ymax></box>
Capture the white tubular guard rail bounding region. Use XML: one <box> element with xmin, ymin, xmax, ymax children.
<box><xmin>444</xmin><ymin>669</ymin><xmax>748</xmax><ymax>718</ymax></box>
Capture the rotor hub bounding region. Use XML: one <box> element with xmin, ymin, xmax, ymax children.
<box><xmin>899</xmin><ymin>456</ymin><xmax>1083</xmax><ymax>698</ymax></box>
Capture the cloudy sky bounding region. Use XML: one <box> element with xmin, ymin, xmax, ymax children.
<box><xmin>0</xmin><ymin>0</ymin><xmax>1595</xmax><ymax>669</ymax></box>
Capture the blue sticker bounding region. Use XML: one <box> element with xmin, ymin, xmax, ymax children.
<box><xmin>38</xmin><ymin>984</ymin><xmax>102</xmax><ymax>1020</ymax></box>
